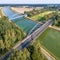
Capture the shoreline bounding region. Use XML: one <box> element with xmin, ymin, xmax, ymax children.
<box><xmin>11</xmin><ymin>7</ymin><xmax>33</xmax><ymax>14</ymax></box>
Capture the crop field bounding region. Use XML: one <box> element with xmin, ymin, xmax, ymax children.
<box><xmin>36</xmin><ymin>28</ymin><xmax>60</xmax><ymax>60</ymax></box>
<box><xmin>31</xmin><ymin>11</ymin><xmax>55</xmax><ymax>20</ymax></box>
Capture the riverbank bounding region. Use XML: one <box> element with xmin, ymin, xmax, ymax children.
<box><xmin>11</xmin><ymin>7</ymin><xmax>33</xmax><ymax>14</ymax></box>
<box><xmin>31</xmin><ymin>11</ymin><xmax>55</xmax><ymax>20</ymax></box>
<box><xmin>25</xmin><ymin>16</ymin><xmax>43</xmax><ymax>24</ymax></box>
<box><xmin>49</xmin><ymin>26</ymin><xmax>60</xmax><ymax>31</ymax></box>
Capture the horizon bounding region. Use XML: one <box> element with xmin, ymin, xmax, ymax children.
<box><xmin>0</xmin><ymin>4</ymin><xmax>60</xmax><ymax>7</ymax></box>
<box><xmin>0</xmin><ymin>0</ymin><xmax>60</xmax><ymax>4</ymax></box>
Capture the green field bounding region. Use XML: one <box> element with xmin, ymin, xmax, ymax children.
<box><xmin>36</xmin><ymin>28</ymin><xmax>60</xmax><ymax>60</ymax></box>
<box><xmin>31</xmin><ymin>11</ymin><xmax>55</xmax><ymax>20</ymax></box>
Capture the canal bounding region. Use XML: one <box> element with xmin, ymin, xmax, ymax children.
<box><xmin>3</xmin><ymin>6</ymin><xmax>42</xmax><ymax>34</ymax></box>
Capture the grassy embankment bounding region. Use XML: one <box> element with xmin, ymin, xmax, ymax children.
<box><xmin>36</xmin><ymin>28</ymin><xmax>60</xmax><ymax>60</ymax></box>
<box><xmin>31</xmin><ymin>11</ymin><xmax>55</xmax><ymax>21</ymax></box>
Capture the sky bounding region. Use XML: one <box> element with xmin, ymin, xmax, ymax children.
<box><xmin>0</xmin><ymin>0</ymin><xmax>60</xmax><ymax>4</ymax></box>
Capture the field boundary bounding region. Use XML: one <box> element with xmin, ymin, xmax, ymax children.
<box><xmin>40</xmin><ymin>44</ymin><xmax>59</xmax><ymax>60</ymax></box>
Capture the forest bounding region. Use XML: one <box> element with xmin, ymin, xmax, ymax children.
<box><xmin>0</xmin><ymin>16</ymin><xmax>26</xmax><ymax>57</ymax></box>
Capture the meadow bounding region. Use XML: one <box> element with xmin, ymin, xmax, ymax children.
<box><xmin>36</xmin><ymin>28</ymin><xmax>60</xmax><ymax>60</ymax></box>
<box><xmin>31</xmin><ymin>11</ymin><xmax>55</xmax><ymax>20</ymax></box>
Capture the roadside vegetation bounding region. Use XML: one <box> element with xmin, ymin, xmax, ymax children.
<box><xmin>24</xmin><ymin>9</ymin><xmax>43</xmax><ymax>17</ymax></box>
<box><xmin>0</xmin><ymin>16</ymin><xmax>26</xmax><ymax>57</ymax></box>
<box><xmin>25</xmin><ymin>8</ymin><xmax>60</xmax><ymax>27</ymax></box>
<box><xmin>25</xmin><ymin>9</ymin><xmax>56</xmax><ymax>23</ymax></box>
<box><xmin>53</xmin><ymin>11</ymin><xmax>60</xmax><ymax>27</ymax></box>
<box><xmin>31</xmin><ymin>11</ymin><xmax>55</xmax><ymax>20</ymax></box>
<box><xmin>7</xmin><ymin>40</ymin><xmax>47</xmax><ymax>60</ymax></box>
<box><xmin>24</xmin><ymin>7</ymin><xmax>56</xmax><ymax>18</ymax></box>
<box><xmin>25</xmin><ymin>7</ymin><xmax>60</xmax><ymax>25</ymax></box>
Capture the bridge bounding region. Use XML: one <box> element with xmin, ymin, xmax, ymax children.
<box><xmin>9</xmin><ymin>15</ymin><xmax>24</xmax><ymax>20</ymax></box>
<box><xmin>28</xmin><ymin>23</ymin><xmax>42</xmax><ymax>35</ymax></box>
<box><xmin>9</xmin><ymin>13</ymin><xmax>26</xmax><ymax>20</ymax></box>
<box><xmin>0</xmin><ymin>18</ymin><xmax>55</xmax><ymax>60</ymax></box>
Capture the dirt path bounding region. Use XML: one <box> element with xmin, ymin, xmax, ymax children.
<box><xmin>49</xmin><ymin>26</ymin><xmax>60</xmax><ymax>31</ymax></box>
<box><xmin>41</xmin><ymin>47</ymin><xmax>56</xmax><ymax>60</ymax></box>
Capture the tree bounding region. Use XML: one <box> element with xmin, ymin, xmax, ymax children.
<box><xmin>0</xmin><ymin>16</ymin><xmax>26</xmax><ymax>56</ymax></box>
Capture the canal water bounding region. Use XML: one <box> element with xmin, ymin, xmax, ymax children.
<box><xmin>3</xmin><ymin>6</ymin><xmax>42</xmax><ymax>34</ymax></box>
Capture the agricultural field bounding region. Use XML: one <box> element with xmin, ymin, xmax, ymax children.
<box><xmin>36</xmin><ymin>28</ymin><xmax>60</xmax><ymax>60</ymax></box>
<box><xmin>31</xmin><ymin>11</ymin><xmax>55</xmax><ymax>20</ymax></box>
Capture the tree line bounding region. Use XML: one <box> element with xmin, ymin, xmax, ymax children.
<box><xmin>0</xmin><ymin>16</ymin><xmax>26</xmax><ymax>57</ymax></box>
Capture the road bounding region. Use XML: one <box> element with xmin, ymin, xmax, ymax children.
<box><xmin>0</xmin><ymin>19</ymin><xmax>55</xmax><ymax>60</ymax></box>
<box><xmin>49</xmin><ymin>26</ymin><xmax>60</xmax><ymax>31</ymax></box>
<box><xmin>41</xmin><ymin>47</ymin><xmax>56</xmax><ymax>60</ymax></box>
